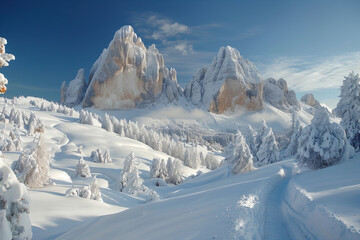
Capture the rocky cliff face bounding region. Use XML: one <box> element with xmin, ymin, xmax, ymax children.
<box><xmin>263</xmin><ymin>78</ymin><xmax>300</xmax><ymax>111</ymax></box>
<box><xmin>60</xmin><ymin>68</ymin><xmax>87</xmax><ymax>107</ymax></box>
<box><xmin>301</xmin><ymin>93</ymin><xmax>321</xmax><ymax>108</ymax></box>
<box><xmin>184</xmin><ymin>46</ymin><xmax>263</xmax><ymax>113</ymax></box>
<box><xmin>83</xmin><ymin>25</ymin><xmax>182</xmax><ymax>109</ymax></box>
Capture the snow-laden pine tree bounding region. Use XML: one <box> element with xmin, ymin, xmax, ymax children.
<box><xmin>228</xmin><ymin>131</ymin><xmax>254</xmax><ymax>174</ymax></box>
<box><xmin>117</xmin><ymin>152</ymin><xmax>146</xmax><ymax>194</ymax></box>
<box><xmin>166</xmin><ymin>158</ymin><xmax>183</xmax><ymax>185</ymax></box>
<box><xmin>12</xmin><ymin>136</ymin><xmax>50</xmax><ymax>188</ymax></box>
<box><xmin>76</xmin><ymin>157</ymin><xmax>91</xmax><ymax>177</ymax></box>
<box><xmin>285</xmin><ymin>119</ymin><xmax>303</xmax><ymax>157</ymax></box>
<box><xmin>91</xmin><ymin>149</ymin><xmax>104</xmax><ymax>163</ymax></box>
<box><xmin>204</xmin><ymin>153</ymin><xmax>220</xmax><ymax>170</ymax></box>
<box><xmin>184</xmin><ymin>147</ymin><xmax>200</xmax><ymax>169</ymax></box>
<box><xmin>298</xmin><ymin>107</ymin><xmax>353</xmax><ymax>169</ymax></box>
<box><xmin>102</xmin><ymin>113</ymin><xmax>114</xmax><ymax>132</ymax></box>
<box><xmin>149</xmin><ymin>158</ymin><xmax>168</xmax><ymax>181</ymax></box>
<box><xmin>256</xmin><ymin>126</ymin><xmax>280</xmax><ymax>167</ymax></box>
<box><xmin>333</xmin><ymin>72</ymin><xmax>360</xmax><ymax>151</ymax></box>
<box><xmin>103</xmin><ymin>150</ymin><xmax>112</xmax><ymax>163</ymax></box>
<box><xmin>243</xmin><ymin>125</ymin><xmax>257</xmax><ymax>162</ymax></box>
<box><xmin>0</xmin><ymin>157</ymin><xmax>32</xmax><ymax>240</ymax></box>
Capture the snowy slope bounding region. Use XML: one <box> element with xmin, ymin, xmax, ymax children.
<box><xmin>57</xmin><ymin>158</ymin><xmax>360</xmax><ymax>240</ymax></box>
<box><xmin>0</xmin><ymin>96</ymin><xmax>358</xmax><ymax>240</ymax></box>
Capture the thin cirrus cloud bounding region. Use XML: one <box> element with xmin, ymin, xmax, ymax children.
<box><xmin>134</xmin><ymin>14</ymin><xmax>193</xmax><ymax>56</ymax></box>
<box><xmin>261</xmin><ymin>51</ymin><xmax>360</xmax><ymax>92</ymax></box>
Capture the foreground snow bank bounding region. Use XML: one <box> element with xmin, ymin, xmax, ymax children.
<box><xmin>56</xmin><ymin>161</ymin><xmax>293</xmax><ymax>240</ymax></box>
<box><xmin>283</xmin><ymin>157</ymin><xmax>360</xmax><ymax>240</ymax></box>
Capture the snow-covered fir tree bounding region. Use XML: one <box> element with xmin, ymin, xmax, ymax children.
<box><xmin>298</xmin><ymin>107</ymin><xmax>353</xmax><ymax>169</ymax></box>
<box><xmin>184</xmin><ymin>147</ymin><xmax>200</xmax><ymax>169</ymax></box>
<box><xmin>333</xmin><ymin>72</ymin><xmax>360</xmax><ymax>151</ymax></box>
<box><xmin>103</xmin><ymin>150</ymin><xmax>112</xmax><ymax>163</ymax></box>
<box><xmin>256</xmin><ymin>126</ymin><xmax>280</xmax><ymax>167</ymax></box>
<box><xmin>117</xmin><ymin>152</ymin><xmax>146</xmax><ymax>194</ymax></box>
<box><xmin>0</xmin><ymin>156</ymin><xmax>32</xmax><ymax>240</ymax></box>
<box><xmin>166</xmin><ymin>158</ymin><xmax>183</xmax><ymax>185</ymax></box>
<box><xmin>204</xmin><ymin>153</ymin><xmax>220</xmax><ymax>170</ymax></box>
<box><xmin>76</xmin><ymin>157</ymin><xmax>91</xmax><ymax>177</ymax></box>
<box><xmin>243</xmin><ymin>125</ymin><xmax>257</xmax><ymax>162</ymax></box>
<box><xmin>102</xmin><ymin>113</ymin><xmax>114</xmax><ymax>132</ymax></box>
<box><xmin>228</xmin><ymin>131</ymin><xmax>254</xmax><ymax>174</ymax></box>
<box><xmin>12</xmin><ymin>136</ymin><xmax>50</xmax><ymax>188</ymax></box>
<box><xmin>91</xmin><ymin>148</ymin><xmax>104</xmax><ymax>163</ymax></box>
<box><xmin>285</xmin><ymin>119</ymin><xmax>303</xmax><ymax>157</ymax></box>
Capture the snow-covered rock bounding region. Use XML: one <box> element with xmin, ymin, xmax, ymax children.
<box><xmin>184</xmin><ymin>46</ymin><xmax>263</xmax><ymax>113</ymax></box>
<box><xmin>301</xmin><ymin>93</ymin><xmax>321</xmax><ymax>108</ymax></box>
<box><xmin>60</xmin><ymin>68</ymin><xmax>87</xmax><ymax>107</ymax></box>
<box><xmin>263</xmin><ymin>78</ymin><xmax>299</xmax><ymax>111</ymax></box>
<box><xmin>83</xmin><ymin>25</ymin><xmax>183</xmax><ymax>109</ymax></box>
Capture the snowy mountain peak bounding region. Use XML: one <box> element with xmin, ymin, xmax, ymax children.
<box><xmin>82</xmin><ymin>25</ymin><xmax>183</xmax><ymax>109</ymax></box>
<box><xmin>113</xmin><ymin>25</ymin><xmax>145</xmax><ymax>49</ymax></box>
<box><xmin>60</xmin><ymin>68</ymin><xmax>87</xmax><ymax>107</ymax></box>
<box><xmin>184</xmin><ymin>46</ymin><xmax>263</xmax><ymax>113</ymax></box>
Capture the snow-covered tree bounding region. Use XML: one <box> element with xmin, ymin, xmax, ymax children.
<box><xmin>228</xmin><ymin>131</ymin><xmax>254</xmax><ymax>174</ymax></box>
<box><xmin>184</xmin><ymin>147</ymin><xmax>200</xmax><ymax>169</ymax></box>
<box><xmin>2</xmin><ymin>139</ymin><xmax>16</xmax><ymax>152</ymax></box>
<box><xmin>204</xmin><ymin>153</ymin><xmax>220</xmax><ymax>170</ymax></box>
<box><xmin>12</xmin><ymin>136</ymin><xmax>50</xmax><ymax>188</ymax></box>
<box><xmin>76</xmin><ymin>157</ymin><xmax>91</xmax><ymax>177</ymax></box>
<box><xmin>0</xmin><ymin>37</ymin><xmax>15</xmax><ymax>94</ymax></box>
<box><xmin>103</xmin><ymin>150</ymin><xmax>112</xmax><ymax>163</ymax></box>
<box><xmin>256</xmin><ymin>127</ymin><xmax>280</xmax><ymax>167</ymax></box>
<box><xmin>298</xmin><ymin>107</ymin><xmax>353</xmax><ymax>169</ymax></box>
<box><xmin>76</xmin><ymin>145</ymin><xmax>83</xmax><ymax>155</ymax></box>
<box><xmin>117</xmin><ymin>152</ymin><xmax>146</xmax><ymax>194</ymax></box>
<box><xmin>102</xmin><ymin>113</ymin><xmax>114</xmax><ymax>132</ymax></box>
<box><xmin>91</xmin><ymin>149</ymin><xmax>104</xmax><ymax>163</ymax></box>
<box><xmin>244</xmin><ymin>125</ymin><xmax>257</xmax><ymax>162</ymax></box>
<box><xmin>285</xmin><ymin>119</ymin><xmax>303</xmax><ymax>157</ymax></box>
<box><xmin>0</xmin><ymin>157</ymin><xmax>32</xmax><ymax>240</ymax></box>
<box><xmin>166</xmin><ymin>158</ymin><xmax>183</xmax><ymax>185</ymax></box>
<box><xmin>333</xmin><ymin>72</ymin><xmax>360</xmax><ymax>151</ymax></box>
<box><xmin>145</xmin><ymin>189</ymin><xmax>160</xmax><ymax>202</ymax></box>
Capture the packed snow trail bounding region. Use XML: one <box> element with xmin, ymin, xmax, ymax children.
<box><xmin>264</xmin><ymin>167</ymin><xmax>291</xmax><ymax>239</ymax></box>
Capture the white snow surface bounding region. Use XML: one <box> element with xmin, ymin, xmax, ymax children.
<box><xmin>0</xmin><ymin>96</ymin><xmax>358</xmax><ymax>240</ymax></box>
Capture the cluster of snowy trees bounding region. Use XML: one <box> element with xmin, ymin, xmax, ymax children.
<box><xmin>225</xmin><ymin>121</ymin><xmax>280</xmax><ymax>174</ymax></box>
<box><xmin>0</xmin><ymin>106</ymin><xmax>44</xmax><ymax>135</ymax></box>
<box><xmin>66</xmin><ymin>177</ymin><xmax>103</xmax><ymax>202</ymax></box>
<box><xmin>82</xmin><ymin>111</ymin><xmax>216</xmax><ymax>170</ymax></box>
<box><xmin>149</xmin><ymin>157</ymin><xmax>183</xmax><ymax>185</ymax></box>
<box><xmin>2</xmin><ymin>130</ymin><xmax>23</xmax><ymax>152</ymax></box>
<box><xmin>29</xmin><ymin>99</ymin><xmax>76</xmax><ymax>117</ymax></box>
<box><xmin>91</xmin><ymin>148</ymin><xmax>112</xmax><ymax>163</ymax></box>
<box><xmin>0</xmin><ymin>155</ymin><xmax>32</xmax><ymax>240</ymax></box>
<box><xmin>12</xmin><ymin>136</ymin><xmax>51</xmax><ymax>188</ymax></box>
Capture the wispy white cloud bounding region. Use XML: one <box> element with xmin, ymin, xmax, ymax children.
<box><xmin>261</xmin><ymin>51</ymin><xmax>360</xmax><ymax>92</ymax></box>
<box><xmin>151</xmin><ymin>21</ymin><xmax>190</xmax><ymax>40</ymax></box>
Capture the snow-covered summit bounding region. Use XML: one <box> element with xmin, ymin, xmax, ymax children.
<box><xmin>82</xmin><ymin>25</ymin><xmax>183</xmax><ymax>109</ymax></box>
<box><xmin>60</xmin><ymin>68</ymin><xmax>87</xmax><ymax>107</ymax></box>
<box><xmin>184</xmin><ymin>46</ymin><xmax>263</xmax><ymax>113</ymax></box>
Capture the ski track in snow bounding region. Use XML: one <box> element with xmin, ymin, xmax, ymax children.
<box><xmin>264</xmin><ymin>167</ymin><xmax>292</xmax><ymax>239</ymax></box>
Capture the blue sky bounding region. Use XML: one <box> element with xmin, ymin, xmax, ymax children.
<box><xmin>1</xmin><ymin>0</ymin><xmax>360</xmax><ymax>107</ymax></box>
